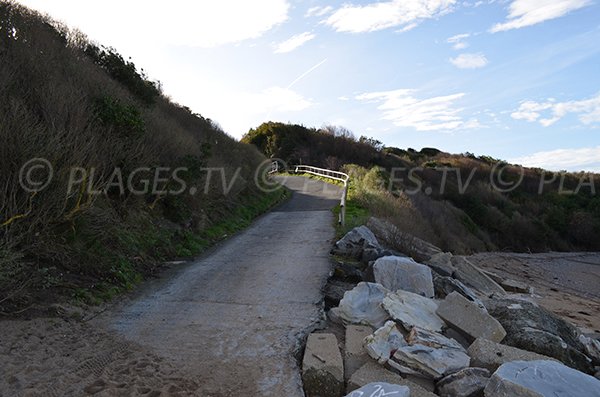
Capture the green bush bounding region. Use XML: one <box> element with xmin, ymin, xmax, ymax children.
<box><xmin>94</xmin><ymin>96</ymin><xmax>145</xmax><ymax>136</ymax></box>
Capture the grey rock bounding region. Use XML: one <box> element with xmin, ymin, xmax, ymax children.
<box><xmin>390</xmin><ymin>344</ymin><xmax>471</xmax><ymax>379</ymax></box>
<box><xmin>333</xmin><ymin>225</ymin><xmax>381</xmax><ymax>259</ymax></box>
<box><xmin>437</xmin><ymin>367</ymin><xmax>490</xmax><ymax>397</ymax></box>
<box><xmin>407</xmin><ymin>326</ymin><xmax>466</xmax><ymax>352</ymax></box>
<box><xmin>334</xmin><ymin>282</ymin><xmax>391</xmax><ymax>328</ymax></box>
<box><xmin>324</xmin><ymin>280</ymin><xmax>357</xmax><ymax>308</ymax></box>
<box><xmin>333</xmin><ymin>262</ymin><xmax>364</xmax><ymax>282</ymax></box>
<box><xmin>451</xmin><ymin>256</ymin><xmax>505</xmax><ymax>295</ymax></box>
<box><xmin>362</xmin><ymin>248</ymin><xmax>405</xmax><ymax>264</ymax></box>
<box><xmin>426</xmin><ymin>252</ymin><xmax>456</xmax><ymax>277</ymax></box>
<box><xmin>367</xmin><ymin>217</ymin><xmax>443</xmax><ymax>262</ymax></box>
<box><xmin>364</xmin><ymin>321</ymin><xmax>407</xmax><ymax>364</ymax></box>
<box><xmin>468</xmin><ymin>338</ymin><xmax>557</xmax><ymax>372</ymax></box>
<box><xmin>484</xmin><ymin>360</ymin><xmax>600</xmax><ymax>397</ymax></box>
<box><xmin>347</xmin><ymin>361</ymin><xmax>438</xmax><ymax>397</ymax></box>
<box><xmin>382</xmin><ymin>290</ymin><xmax>445</xmax><ymax>332</ymax></box>
<box><xmin>485</xmin><ymin>298</ymin><xmax>594</xmax><ymax>373</ymax></box>
<box><xmin>345</xmin><ymin>325</ymin><xmax>373</xmax><ymax>379</ymax></box>
<box><xmin>302</xmin><ymin>333</ymin><xmax>344</xmax><ymax>397</ymax></box>
<box><xmin>580</xmin><ymin>334</ymin><xmax>600</xmax><ymax>364</ymax></box>
<box><xmin>433</xmin><ymin>275</ymin><xmax>485</xmax><ymax>308</ymax></box>
<box><xmin>345</xmin><ymin>382</ymin><xmax>410</xmax><ymax>397</ymax></box>
<box><xmin>500</xmin><ymin>279</ymin><xmax>530</xmax><ymax>294</ymax></box>
<box><xmin>437</xmin><ymin>292</ymin><xmax>506</xmax><ymax>343</ymax></box>
<box><xmin>374</xmin><ymin>256</ymin><xmax>435</xmax><ymax>298</ymax></box>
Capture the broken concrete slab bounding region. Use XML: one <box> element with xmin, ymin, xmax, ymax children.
<box><xmin>437</xmin><ymin>292</ymin><xmax>506</xmax><ymax>343</ymax></box>
<box><xmin>382</xmin><ymin>290</ymin><xmax>445</xmax><ymax>333</ymax></box>
<box><xmin>333</xmin><ymin>282</ymin><xmax>391</xmax><ymax>328</ymax></box>
<box><xmin>390</xmin><ymin>344</ymin><xmax>471</xmax><ymax>380</ymax></box>
<box><xmin>467</xmin><ymin>338</ymin><xmax>557</xmax><ymax>372</ymax></box>
<box><xmin>347</xmin><ymin>361</ymin><xmax>437</xmax><ymax>397</ymax></box>
<box><xmin>302</xmin><ymin>333</ymin><xmax>344</xmax><ymax>397</ymax></box>
<box><xmin>345</xmin><ymin>325</ymin><xmax>373</xmax><ymax>380</ymax></box>
<box><xmin>332</xmin><ymin>225</ymin><xmax>381</xmax><ymax>260</ymax></box>
<box><xmin>451</xmin><ymin>256</ymin><xmax>505</xmax><ymax>295</ymax></box>
<box><xmin>364</xmin><ymin>321</ymin><xmax>407</xmax><ymax>364</ymax></box>
<box><xmin>373</xmin><ymin>256</ymin><xmax>435</xmax><ymax>298</ymax></box>
<box><xmin>484</xmin><ymin>360</ymin><xmax>600</xmax><ymax>397</ymax></box>
<box><xmin>345</xmin><ymin>382</ymin><xmax>409</xmax><ymax>397</ymax></box>
<box><xmin>407</xmin><ymin>326</ymin><xmax>466</xmax><ymax>352</ymax></box>
<box><xmin>436</xmin><ymin>367</ymin><xmax>490</xmax><ymax>397</ymax></box>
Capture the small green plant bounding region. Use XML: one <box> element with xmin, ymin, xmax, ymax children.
<box><xmin>94</xmin><ymin>96</ymin><xmax>145</xmax><ymax>136</ymax></box>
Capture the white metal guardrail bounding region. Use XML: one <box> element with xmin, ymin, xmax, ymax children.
<box><xmin>271</xmin><ymin>162</ymin><xmax>349</xmax><ymax>225</ymax></box>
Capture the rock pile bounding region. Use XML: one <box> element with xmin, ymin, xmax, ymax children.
<box><xmin>302</xmin><ymin>225</ymin><xmax>600</xmax><ymax>397</ymax></box>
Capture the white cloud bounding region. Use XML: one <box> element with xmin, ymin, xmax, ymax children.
<box><xmin>305</xmin><ymin>5</ymin><xmax>334</xmax><ymax>17</ymax></box>
<box><xmin>490</xmin><ymin>0</ymin><xmax>592</xmax><ymax>33</ymax></box>
<box><xmin>449</xmin><ymin>53</ymin><xmax>488</xmax><ymax>69</ymax></box>
<box><xmin>356</xmin><ymin>89</ymin><xmax>481</xmax><ymax>131</ymax></box>
<box><xmin>19</xmin><ymin>0</ymin><xmax>290</xmax><ymax>47</ymax></box>
<box><xmin>324</xmin><ymin>0</ymin><xmax>456</xmax><ymax>33</ymax></box>
<box><xmin>273</xmin><ymin>32</ymin><xmax>316</xmax><ymax>53</ymax></box>
<box><xmin>511</xmin><ymin>93</ymin><xmax>600</xmax><ymax>126</ymax></box>
<box><xmin>191</xmin><ymin>85</ymin><xmax>312</xmax><ymax>136</ymax></box>
<box><xmin>447</xmin><ymin>33</ymin><xmax>470</xmax><ymax>50</ymax></box>
<box><xmin>510</xmin><ymin>146</ymin><xmax>600</xmax><ymax>172</ymax></box>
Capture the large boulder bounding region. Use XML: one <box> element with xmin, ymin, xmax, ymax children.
<box><xmin>437</xmin><ymin>292</ymin><xmax>506</xmax><ymax>343</ymax></box>
<box><xmin>467</xmin><ymin>338</ymin><xmax>557</xmax><ymax>372</ymax></box>
<box><xmin>389</xmin><ymin>344</ymin><xmax>470</xmax><ymax>380</ymax></box>
<box><xmin>367</xmin><ymin>217</ymin><xmax>443</xmax><ymax>262</ymax></box>
<box><xmin>484</xmin><ymin>360</ymin><xmax>600</xmax><ymax>397</ymax></box>
<box><xmin>332</xmin><ymin>226</ymin><xmax>381</xmax><ymax>259</ymax></box>
<box><xmin>331</xmin><ymin>282</ymin><xmax>390</xmax><ymax>328</ymax></box>
<box><xmin>425</xmin><ymin>252</ymin><xmax>456</xmax><ymax>277</ymax></box>
<box><xmin>451</xmin><ymin>256</ymin><xmax>505</xmax><ymax>296</ymax></box>
<box><xmin>382</xmin><ymin>290</ymin><xmax>445</xmax><ymax>333</ymax></box>
<box><xmin>373</xmin><ymin>256</ymin><xmax>435</xmax><ymax>298</ymax></box>
<box><xmin>345</xmin><ymin>382</ymin><xmax>410</xmax><ymax>397</ymax></box>
<box><xmin>302</xmin><ymin>333</ymin><xmax>344</xmax><ymax>397</ymax></box>
<box><xmin>364</xmin><ymin>321</ymin><xmax>407</xmax><ymax>364</ymax></box>
<box><xmin>437</xmin><ymin>367</ymin><xmax>490</xmax><ymax>397</ymax></box>
<box><xmin>433</xmin><ymin>275</ymin><xmax>485</xmax><ymax>308</ymax></box>
<box><xmin>485</xmin><ymin>298</ymin><xmax>595</xmax><ymax>373</ymax></box>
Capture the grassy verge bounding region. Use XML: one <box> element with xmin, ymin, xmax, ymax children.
<box><xmin>70</xmin><ymin>187</ymin><xmax>289</xmax><ymax>306</ymax></box>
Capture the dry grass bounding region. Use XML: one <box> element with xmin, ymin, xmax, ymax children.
<box><xmin>0</xmin><ymin>1</ymin><xmax>270</xmax><ymax>312</ymax></box>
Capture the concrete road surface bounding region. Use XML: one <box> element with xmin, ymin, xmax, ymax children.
<box><xmin>97</xmin><ymin>176</ymin><xmax>342</xmax><ymax>396</ymax></box>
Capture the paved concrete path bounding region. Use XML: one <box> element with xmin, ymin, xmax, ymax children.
<box><xmin>98</xmin><ymin>176</ymin><xmax>342</xmax><ymax>396</ymax></box>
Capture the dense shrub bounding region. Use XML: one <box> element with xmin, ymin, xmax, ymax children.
<box><xmin>245</xmin><ymin>121</ymin><xmax>600</xmax><ymax>253</ymax></box>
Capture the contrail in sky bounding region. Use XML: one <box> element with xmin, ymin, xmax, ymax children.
<box><xmin>287</xmin><ymin>58</ymin><xmax>328</xmax><ymax>89</ymax></box>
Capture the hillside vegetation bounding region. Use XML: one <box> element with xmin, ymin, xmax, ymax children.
<box><xmin>0</xmin><ymin>2</ymin><xmax>283</xmax><ymax>314</ymax></box>
<box><xmin>244</xmin><ymin>122</ymin><xmax>600</xmax><ymax>253</ymax></box>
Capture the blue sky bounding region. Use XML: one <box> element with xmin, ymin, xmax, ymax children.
<box><xmin>20</xmin><ymin>0</ymin><xmax>600</xmax><ymax>171</ymax></box>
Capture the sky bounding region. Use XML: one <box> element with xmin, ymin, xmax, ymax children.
<box><xmin>19</xmin><ymin>0</ymin><xmax>600</xmax><ymax>172</ymax></box>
